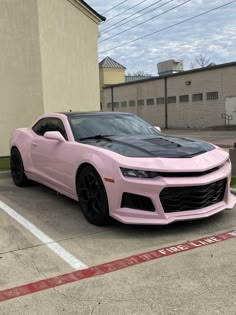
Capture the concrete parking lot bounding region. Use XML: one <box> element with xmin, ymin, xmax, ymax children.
<box><xmin>0</xmin><ymin>130</ymin><xmax>236</xmax><ymax>314</ymax></box>
<box><xmin>0</xmin><ymin>176</ymin><xmax>236</xmax><ymax>314</ymax></box>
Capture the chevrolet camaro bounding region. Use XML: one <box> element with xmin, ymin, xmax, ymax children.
<box><xmin>10</xmin><ymin>112</ymin><xmax>236</xmax><ymax>225</ymax></box>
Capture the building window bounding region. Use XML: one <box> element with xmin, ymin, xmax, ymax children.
<box><xmin>121</xmin><ymin>101</ymin><xmax>127</xmax><ymax>107</ymax></box>
<box><xmin>167</xmin><ymin>96</ymin><xmax>176</xmax><ymax>104</ymax></box>
<box><xmin>106</xmin><ymin>102</ymin><xmax>119</xmax><ymax>108</ymax></box>
<box><xmin>147</xmin><ymin>98</ymin><xmax>154</xmax><ymax>105</ymax></box>
<box><xmin>179</xmin><ymin>95</ymin><xmax>189</xmax><ymax>103</ymax></box>
<box><xmin>192</xmin><ymin>93</ymin><xmax>203</xmax><ymax>102</ymax></box>
<box><xmin>129</xmin><ymin>100</ymin><xmax>135</xmax><ymax>107</ymax></box>
<box><xmin>156</xmin><ymin>97</ymin><xmax>165</xmax><ymax>105</ymax></box>
<box><xmin>137</xmin><ymin>99</ymin><xmax>144</xmax><ymax>106</ymax></box>
<box><xmin>206</xmin><ymin>91</ymin><xmax>218</xmax><ymax>100</ymax></box>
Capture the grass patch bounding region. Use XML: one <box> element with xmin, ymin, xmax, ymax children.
<box><xmin>231</xmin><ymin>176</ymin><xmax>236</xmax><ymax>188</ymax></box>
<box><xmin>0</xmin><ymin>157</ymin><xmax>10</xmax><ymax>171</ymax></box>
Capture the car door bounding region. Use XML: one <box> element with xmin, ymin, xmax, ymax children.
<box><xmin>31</xmin><ymin>117</ymin><xmax>72</xmax><ymax>192</ymax></box>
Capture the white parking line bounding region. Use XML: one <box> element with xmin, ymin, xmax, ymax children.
<box><xmin>0</xmin><ymin>200</ymin><xmax>87</xmax><ymax>270</ymax></box>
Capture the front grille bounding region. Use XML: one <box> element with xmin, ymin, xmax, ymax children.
<box><xmin>160</xmin><ymin>179</ymin><xmax>227</xmax><ymax>213</ymax></box>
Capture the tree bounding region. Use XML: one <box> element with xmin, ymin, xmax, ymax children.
<box><xmin>191</xmin><ymin>55</ymin><xmax>212</xmax><ymax>68</ymax></box>
<box><xmin>127</xmin><ymin>70</ymin><xmax>152</xmax><ymax>77</ymax></box>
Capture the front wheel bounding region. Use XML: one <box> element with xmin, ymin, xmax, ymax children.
<box><xmin>77</xmin><ymin>166</ymin><xmax>111</xmax><ymax>226</ymax></box>
<box><xmin>10</xmin><ymin>148</ymin><xmax>30</xmax><ymax>187</ymax></box>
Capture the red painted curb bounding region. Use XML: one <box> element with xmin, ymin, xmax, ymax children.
<box><xmin>0</xmin><ymin>229</ymin><xmax>236</xmax><ymax>303</ymax></box>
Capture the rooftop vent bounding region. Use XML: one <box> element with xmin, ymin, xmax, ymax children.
<box><xmin>157</xmin><ymin>59</ymin><xmax>184</xmax><ymax>76</ymax></box>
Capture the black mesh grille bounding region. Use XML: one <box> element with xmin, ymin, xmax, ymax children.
<box><xmin>160</xmin><ymin>179</ymin><xmax>227</xmax><ymax>213</ymax></box>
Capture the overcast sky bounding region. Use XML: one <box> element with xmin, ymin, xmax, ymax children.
<box><xmin>87</xmin><ymin>0</ymin><xmax>236</xmax><ymax>75</ymax></box>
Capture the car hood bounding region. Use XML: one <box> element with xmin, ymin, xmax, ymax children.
<box><xmin>81</xmin><ymin>134</ymin><xmax>215</xmax><ymax>158</ymax></box>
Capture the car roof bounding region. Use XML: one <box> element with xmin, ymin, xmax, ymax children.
<box><xmin>61</xmin><ymin>111</ymin><xmax>133</xmax><ymax>117</ymax></box>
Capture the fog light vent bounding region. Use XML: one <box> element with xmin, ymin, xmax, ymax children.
<box><xmin>121</xmin><ymin>193</ymin><xmax>155</xmax><ymax>212</ymax></box>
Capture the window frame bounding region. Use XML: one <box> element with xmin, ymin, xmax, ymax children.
<box><xmin>192</xmin><ymin>93</ymin><xmax>203</xmax><ymax>102</ymax></box>
<box><xmin>32</xmin><ymin>117</ymin><xmax>68</xmax><ymax>140</ymax></box>
<box><xmin>206</xmin><ymin>91</ymin><xmax>218</xmax><ymax>101</ymax></box>
<box><xmin>129</xmin><ymin>100</ymin><xmax>136</xmax><ymax>107</ymax></box>
<box><xmin>156</xmin><ymin>97</ymin><xmax>165</xmax><ymax>105</ymax></box>
<box><xmin>167</xmin><ymin>96</ymin><xmax>177</xmax><ymax>104</ymax></box>
<box><xmin>137</xmin><ymin>99</ymin><xmax>145</xmax><ymax>106</ymax></box>
<box><xmin>147</xmin><ymin>98</ymin><xmax>154</xmax><ymax>105</ymax></box>
<box><xmin>179</xmin><ymin>95</ymin><xmax>189</xmax><ymax>103</ymax></box>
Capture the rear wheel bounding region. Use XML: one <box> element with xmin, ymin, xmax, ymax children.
<box><xmin>77</xmin><ymin>166</ymin><xmax>111</xmax><ymax>226</ymax></box>
<box><xmin>10</xmin><ymin>148</ymin><xmax>29</xmax><ymax>187</ymax></box>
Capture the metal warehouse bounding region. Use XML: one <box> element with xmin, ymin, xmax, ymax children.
<box><xmin>100</xmin><ymin>58</ymin><xmax>236</xmax><ymax>129</ymax></box>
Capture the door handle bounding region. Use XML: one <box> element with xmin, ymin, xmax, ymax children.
<box><xmin>32</xmin><ymin>141</ymin><xmax>38</xmax><ymax>146</ymax></box>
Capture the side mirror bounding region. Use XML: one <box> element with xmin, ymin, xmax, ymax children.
<box><xmin>154</xmin><ymin>126</ymin><xmax>161</xmax><ymax>132</ymax></box>
<box><xmin>44</xmin><ymin>131</ymin><xmax>66</xmax><ymax>142</ymax></box>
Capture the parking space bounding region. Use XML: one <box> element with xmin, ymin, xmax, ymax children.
<box><xmin>0</xmin><ymin>170</ymin><xmax>236</xmax><ymax>314</ymax></box>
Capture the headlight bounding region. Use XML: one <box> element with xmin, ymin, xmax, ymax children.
<box><xmin>120</xmin><ymin>167</ymin><xmax>159</xmax><ymax>178</ymax></box>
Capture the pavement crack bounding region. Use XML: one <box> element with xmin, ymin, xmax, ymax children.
<box><xmin>0</xmin><ymin>230</ymin><xmax>107</xmax><ymax>256</ymax></box>
<box><xmin>12</xmin><ymin>251</ymin><xmax>47</xmax><ymax>279</ymax></box>
<box><xmin>91</xmin><ymin>302</ymin><xmax>101</xmax><ymax>315</ymax></box>
<box><xmin>53</xmin><ymin>288</ymin><xmax>69</xmax><ymax>300</ymax></box>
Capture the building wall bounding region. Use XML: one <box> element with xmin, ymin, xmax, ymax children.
<box><xmin>100</xmin><ymin>68</ymin><xmax>126</xmax><ymax>111</ymax></box>
<box><xmin>104</xmin><ymin>79</ymin><xmax>166</xmax><ymax>127</ymax></box>
<box><xmin>0</xmin><ymin>0</ymin><xmax>44</xmax><ymax>156</ymax></box>
<box><xmin>103</xmin><ymin>65</ymin><xmax>236</xmax><ymax>129</ymax></box>
<box><xmin>99</xmin><ymin>68</ymin><xmax>125</xmax><ymax>88</ymax></box>
<box><xmin>37</xmin><ymin>0</ymin><xmax>100</xmax><ymax>113</ymax></box>
<box><xmin>166</xmin><ymin>67</ymin><xmax>228</xmax><ymax>128</ymax></box>
<box><xmin>0</xmin><ymin>0</ymin><xmax>102</xmax><ymax>156</ymax></box>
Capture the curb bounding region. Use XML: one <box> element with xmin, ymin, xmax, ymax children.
<box><xmin>0</xmin><ymin>171</ymin><xmax>10</xmax><ymax>178</ymax></box>
<box><xmin>215</xmin><ymin>144</ymin><xmax>233</xmax><ymax>149</ymax></box>
<box><xmin>230</xmin><ymin>187</ymin><xmax>236</xmax><ymax>195</ymax></box>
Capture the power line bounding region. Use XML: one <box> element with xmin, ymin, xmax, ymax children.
<box><xmin>99</xmin><ymin>0</ymin><xmax>236</xmax><ymax>54</ymax></box>
<box><xmin>99</xmin><ymin>0</ymin><xmax>185</xmax><ymax>44</ymax></box>
<box><xmin>101</xmin><ymin>0</ymin><xmax>165</xmax><ymax>33</ymax></box>
<box><xmin>101</xmin><ymin>0</ymin><xmax>173</xmax><ymax>37</ymax></box>
<box><xmin>105</xmin><ymin>0</ymin><xmax>149</xmax><ymax>23</ymax></box>
<box><xmin>101</xmin><ymin>0</ymin><xmax>128</xmax><ymax>15</ymax></box>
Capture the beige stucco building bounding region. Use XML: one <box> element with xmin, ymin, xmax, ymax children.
<box><xmin>102</xmin><ymin>60</ymin><xmax>236</xmax><ymax>129</ymax></box>
<box><xmin>0</xmin><ymin>0</ymin><xmax>104</xmax><ymax>156</ymax></box>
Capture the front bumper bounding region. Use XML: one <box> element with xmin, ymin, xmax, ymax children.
<box><xmin>105</xmin><ymin>161</ymin><xmax>236</xmax><ymax>225</ymax></box>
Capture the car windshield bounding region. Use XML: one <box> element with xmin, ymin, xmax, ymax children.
<box><xmin>69</xmin><ymin>114</ymin><xmax>159</xmax><ymax>141</ymax></box>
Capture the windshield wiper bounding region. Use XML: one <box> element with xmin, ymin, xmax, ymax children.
<box><xmin>79</xmin><ymin>134</ymin><xmax>113</xmax><ymax>141</ymax></box>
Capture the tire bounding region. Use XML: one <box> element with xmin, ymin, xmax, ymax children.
<box><xmin>10</xmin><ymin>148</ymin><xmax>30</xmax><ymax>187</ymax></box>
<box><xmin>77</xmin><ymin>166</ymin><xmax>111</xmax><ymax>226</ymax></box>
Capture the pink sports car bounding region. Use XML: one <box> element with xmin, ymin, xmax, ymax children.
<box><xmin>10</xmin><ymin>112</ymin><xmax>236</xmax><ymax>225</ymax></box>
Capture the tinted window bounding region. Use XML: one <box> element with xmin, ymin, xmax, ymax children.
<box><xmin>32</xmin><ymin>118</ymin><xmax>68</xmax><ymax>140</ymax></box>
<box><xmin>32</xmin><ymin>119</ymin><xmax>45</xmax><ymax>136</ymax></box>
<box><xmin>69</xmin><ymin>114</ymin><xmax>159</xmax><ymax>141</ymax></box>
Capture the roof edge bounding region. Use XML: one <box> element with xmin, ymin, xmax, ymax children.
<box><xmin>104</xmin><ymin>61</ymin><xmax>236</xmax><ymax>89</ymax></box>
<box><xmin>99</xmin><ymin>56</ymin><xmax>126</xmax><ymax>69</ymax></box>
<box><xmin>67</xmin><ymin>0</ymin><xmax>106</xmax><ymax>22</ymax></box>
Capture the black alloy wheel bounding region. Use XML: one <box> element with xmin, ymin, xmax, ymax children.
<box><xmin>77</xmin><ymin>166</ymin><xmax>111</xmax><ymax>226</ymax></box>
<box><xmin>10</xmin><ymin>148</ymin><xmax>29</xmax><ymax>187</ymax></box>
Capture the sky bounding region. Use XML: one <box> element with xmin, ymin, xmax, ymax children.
<box><xmin>87</xmin><ymin>0</ymin><xmax>236</xmax><ymax>75</ymax></box>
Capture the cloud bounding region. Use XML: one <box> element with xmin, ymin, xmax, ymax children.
<box><xmin>88</xmin><ymin>0</ymin><xmax>236</xmax><ymax>74</ymax></box>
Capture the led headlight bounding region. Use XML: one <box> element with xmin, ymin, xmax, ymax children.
<box><xmin>120</xmin><ymin>167</ymin><xmax>159</xmax><ymax>178</ymax></box>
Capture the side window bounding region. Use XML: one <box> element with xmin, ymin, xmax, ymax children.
<box><xmin>32</xmin><ymin>118</ymin><xmax>68</xmax><ymax>140</ymax></box>
<box><xmin>32</xmin><ymin>119</ymin><xmax>45</xmax><ymax>136</ymax></box>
